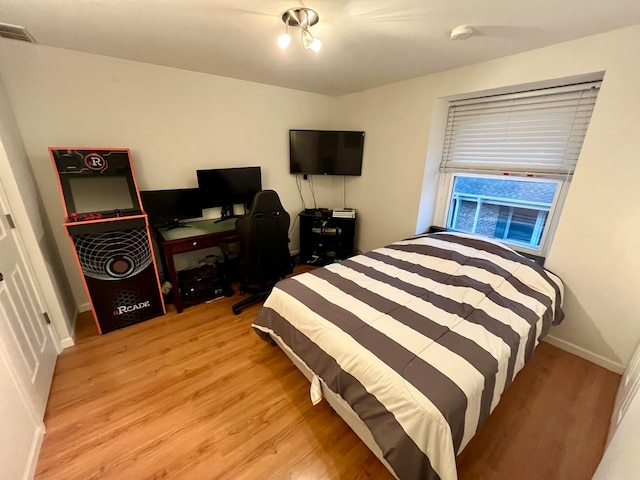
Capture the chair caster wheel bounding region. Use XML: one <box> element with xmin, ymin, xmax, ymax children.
<box><xmin>232</xmin><ymin>307</ymin><xmax>241</xmax><ymax>315</ymax></box>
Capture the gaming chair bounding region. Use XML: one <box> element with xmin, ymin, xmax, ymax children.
<box><xmin>232</xmin><ymin>190</ymin><xmax>292</xmax><ymax>315</ymax></box>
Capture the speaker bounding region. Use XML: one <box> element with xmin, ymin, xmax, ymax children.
<box><xmin>68</xmin><ymin>218</ymin><xmax>165</xmax><ymax>333</ymax></box>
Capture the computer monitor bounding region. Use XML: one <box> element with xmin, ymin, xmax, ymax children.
<box><xmin>140</xmin><ymin>188</ymin><xmax>203</xmax><ymax>229</ymax></box>
<box><xmin>196</xmin><ymin>167</ymin><xmax>262</xmax><ymax>218</ymax></box>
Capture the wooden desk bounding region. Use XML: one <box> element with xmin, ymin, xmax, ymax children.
<box><xmin>154</xmin><ymin>218</ymin><xmax>238</xmax><ymax>313</ymax></box>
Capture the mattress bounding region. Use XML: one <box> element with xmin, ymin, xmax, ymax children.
<box><xmin>252</xmin><ymin>232</ymin><xmax>564</xmax><ymax>480</ymax></box>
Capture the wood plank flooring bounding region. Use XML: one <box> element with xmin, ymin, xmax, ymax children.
<box><xmin>36</xmin><ymin>282</ymin><xmax>620</xmax><ymax>480</ymax></box>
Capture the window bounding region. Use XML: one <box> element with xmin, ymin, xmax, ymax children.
<box><xmin>436</xmin><ymin>80</ymin><xmax>600</xmax><ymax>256</ymax></box>
<box><xmin>447</xmin><ymin>175</ymin><xmax>560</xmax><ymax>250</ymax></box>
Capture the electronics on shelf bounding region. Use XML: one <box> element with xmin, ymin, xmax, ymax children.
<box><xmin>178</xmin><ymin>265</ymin><xmax>233</xmax><ymax>303</ymax></box>
<box><xmin>332</xmin><ymin>208</ymin><xmax>356</xmax><ymax>218</ymax></box>
<box><xmin>299</xmin><ymin>208</ymin><xmax>356</xmax><ymax>266</ymax></box>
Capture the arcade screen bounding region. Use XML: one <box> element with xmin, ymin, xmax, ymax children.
<box><xmin>68</xmin><ymin>175</ymin><xmax>135</xmax><ymax>214</ymax></box>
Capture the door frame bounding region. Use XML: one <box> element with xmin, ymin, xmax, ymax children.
<box><xmin>0</xmin><ymin>139</ymin><xmax>70</xmax><ymax>350</ymax></box>
<box><xmin>0</xmin><ymin>179</ymin><xmax>62</xmax><ymax>354</ymax></box>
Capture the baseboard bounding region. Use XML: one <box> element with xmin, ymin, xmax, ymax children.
<box><xmin>24</xmin><ymin>423</ymin><xmax>45</xmax><ymax>480</ymax></box>
<box><xmin>59</xmin><ymin>305</ymin><xmax>81</xmax><ymax>349</ymax></box>
<box><xmin>544</xmin><ymin>335</ymin><xmax>625</xmax><ymax>374</ymax></box>
<box><xmin>78</xmin><ymin>302</ymin><xmax>91</xmax><ymax>313</ymax></box>
<box><xmin>59</xmin><ymin>336</ymin><xmax>75</xmax><ymax>349</ymax></box>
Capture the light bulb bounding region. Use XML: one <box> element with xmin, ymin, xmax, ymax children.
<box><xmin>277</xmin><ymin>33</ymin><xmax>291</xmax><ymax>49</ymax></box>
<box><xmin>301</xmin><ymin>28</ymin><xmax>314</xmax><ymax>49</ymax></box>
<box><xmin>309</xmin><ymin>38</ymin><xmax>321</xmax><ymax>52</ymax></box>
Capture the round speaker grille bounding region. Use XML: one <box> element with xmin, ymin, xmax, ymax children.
<box><xmin>106</xmin><ymin>254</ymin><xmax>135</xmax><ymax>278</ymax></box>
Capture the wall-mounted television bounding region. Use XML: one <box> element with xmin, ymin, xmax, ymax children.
<box><xmin>289</xmin><ymin>130</ymin><xmax>364</xmax><ymax>176</ymax></box>
<box><xmin>140</xmin><ymin>188</ymin><xmax>203</xmax><ymax>229</ymax></box>
<box><xmin>196</xmin><ymin>166</ymin><xmax>262</xmax><ymax>210</ymax></box>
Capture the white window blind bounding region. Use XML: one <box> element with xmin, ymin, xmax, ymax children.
<box><xmin>441</xmin><ymin>81</ymin><xmax>601</xmax><ymax>176</ymax></box>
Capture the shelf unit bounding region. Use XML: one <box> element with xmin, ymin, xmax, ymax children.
<box><xmin>299</xmin><ymin>209</ymin><xmax>356</xmax><ymax>266</ymax></box>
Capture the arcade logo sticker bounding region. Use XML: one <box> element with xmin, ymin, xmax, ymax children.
<box><xmin>113</xmin><ymin>300</ymin><xmax>151</xmax><ymax>316</ymax></box>
<box><xmin>84</xmin><ymin>153</ymin><xmax>108</xmax><ymax>172</ymax></box>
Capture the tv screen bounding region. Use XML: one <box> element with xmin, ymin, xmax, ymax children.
<box><xmin>140</xmin><ymin>188</ymin><xmax>203</xmax><ymax>225</ymax></box>
<box><xmin>289</xmin><ymin>130</ymin><xmax>364</xmax><ymax>176</ymax></box>
<box><xmin>196</xmin><ymin>167</ymin><xmax>262</xmax><ymax>209</ymax></box>
<box><xmin>67</xmin><ymin>175</ymin><xmax>135</xmax><ymax>214</ymax></box>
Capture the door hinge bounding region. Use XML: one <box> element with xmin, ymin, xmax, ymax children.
<box><xmin>5</xmin><ymin>214</ymin><xmax>15</xmax><ymax>229</ymax></box>
<box><xmin>42</xmin><ymin>312</ymin><xmax>51</xmax><ymax>325</ymax></box>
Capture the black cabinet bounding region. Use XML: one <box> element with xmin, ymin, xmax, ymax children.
<box><xmin>299</xmin><ymin>209</ymin><xmax>356</xmax><ymax>266</ymax></box>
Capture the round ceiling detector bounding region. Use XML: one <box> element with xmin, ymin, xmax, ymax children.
<box><xmin>450</xmin><ymin>25</ymin><xmax>474</xmax><ymax>40</ymax></box>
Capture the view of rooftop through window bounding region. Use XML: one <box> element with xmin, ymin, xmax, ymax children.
<box><xmin>447</xmin><ymin>175</ymin><xmax>559</xmax><ymax>249</ymax></box>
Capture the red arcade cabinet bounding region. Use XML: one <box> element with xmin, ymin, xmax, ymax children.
<box><xmin>50</xmin><ymin>147</ymin><xmax>165</xmax><ymax>334</ymax></box>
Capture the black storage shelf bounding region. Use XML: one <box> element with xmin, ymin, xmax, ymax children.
<box><xmin>299</xmin><ymin>209</ymin><xmax>356</xmax><ymax>266</ymax></box>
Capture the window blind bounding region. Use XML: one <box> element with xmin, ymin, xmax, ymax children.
<box><xmin>441</xmin><ymin>81</ymin><xmax>601</xmax><ymax>176</ymax></box>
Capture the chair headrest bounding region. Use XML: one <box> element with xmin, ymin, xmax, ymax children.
<box><xmin>248</xmin><ymin>190</ymin><xmax>285</xmax><ymax>215</ymax></box>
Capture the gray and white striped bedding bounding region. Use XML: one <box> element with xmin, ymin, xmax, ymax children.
<box><xmin>252</xmin><ymin>232</ymin><xmax>564</xmax><ymax>480</ymax></box>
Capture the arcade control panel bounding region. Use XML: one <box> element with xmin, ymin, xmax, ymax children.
<box><xmin>68</xmin><ymin>209</ymin><xmax>140</xmax><ymax>223</ymax></box>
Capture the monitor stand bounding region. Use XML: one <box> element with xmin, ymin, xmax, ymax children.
<box><xmin>215</xmin><ymin>204</ymin><xmax>241</xmax><ymax>223</ymax></box>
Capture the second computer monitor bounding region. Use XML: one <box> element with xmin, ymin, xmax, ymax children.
<box><xmin>196</xmin><ymin>166</ymin><xmax>262</xmax><ymax>209</ymax></box>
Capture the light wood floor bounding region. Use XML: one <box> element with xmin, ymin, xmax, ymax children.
<box><xmin>36</xmin><ymin>282</ymin><xmax>620</xmax><ymax>479</ymax></box>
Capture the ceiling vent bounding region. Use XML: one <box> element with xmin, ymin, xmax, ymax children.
<box><xmin>0</xmin><ymin>23</ymin><xmax>36</xmax><ymax>43</ymax></box>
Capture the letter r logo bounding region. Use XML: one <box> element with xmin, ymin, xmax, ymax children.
<box><xmin>84</xmin><ymin>153</ymin><xmax>107</xmax><ymax>171</ymax></box>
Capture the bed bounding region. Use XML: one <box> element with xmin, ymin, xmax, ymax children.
<box><xmin>252</xmin><ymin>231</ymin><xmax>564</xmax><ymax>480</ymax></box>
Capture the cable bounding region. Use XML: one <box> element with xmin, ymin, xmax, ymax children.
<box><xmin>343</xmin><ymin>175</ymin><xmax>346</xmax><ymax>208</ymax></box>
<box><xmin>288</xmin><ymin>211</ymin><xmax>299</xmax><ymax>236</ymax></box>
<box><xmin>295</xmin><ymin>174</ymin><xmax>306</xmax><ymax>210</ymax></box>
<box><xmin>309</xmin><ymin>175</ymin><xmax>317</xmax><ymax>209</ymax></box>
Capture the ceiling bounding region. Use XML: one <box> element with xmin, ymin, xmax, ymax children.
<box><xmin>1</xmin><ymin>0</ymin><xmax>640</xmax><ymax>96</ymax></box>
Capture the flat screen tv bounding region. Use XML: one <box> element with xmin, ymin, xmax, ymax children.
<box><xmin>196</xmin><ymin>166</ymin><xmax>262</xmax><ymax>210</ymax></box>
<box><xmin>140</xmin><ymin>188</ymin><xmax>203</xmax><ymax>228</ymax></box>
<box><xmin>289</xmin><ymin>130</ymin><xmax>364</xmax><ymax>176</ymax></box>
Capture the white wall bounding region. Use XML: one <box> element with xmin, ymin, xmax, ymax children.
<box><xmin>0</xmin><ymin>72</ymin><xmax>75</xmax><ymax>345</ymax></box>
<box><xmin>0</xmin><ymin>43</ymin><xmax>339</xmax><ymax>307</ymax></box>
<box><xmin>337</xmin><ymin>25</ymin><xmax>640</xmax><ymax>372</ymax></box>
<box><xmin>1</xmin><ymin>25</ymin><xmax>640</xmax><ymax>371</ymax></box>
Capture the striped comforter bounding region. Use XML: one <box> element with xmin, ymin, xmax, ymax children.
<box><xmin>252</xmin><ymin>232</ymin><xmax>564</xmax><ymax>480</ymax></box>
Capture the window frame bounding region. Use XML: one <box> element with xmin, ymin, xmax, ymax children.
<box><xmin>434</xmin><ymin>172</ymin><xmax>568</xmax><ymax>257</ymax></box>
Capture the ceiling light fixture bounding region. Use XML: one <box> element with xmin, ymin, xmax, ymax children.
<box><xmin>278</xmin><ymin>7</ymin><xmax>321</xmax><ymax>52</ymax></box>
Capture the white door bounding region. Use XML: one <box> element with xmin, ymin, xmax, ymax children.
<box><xmin>0</xmin><ymin>182</ymin><xmax>58</xmax><ymax>477</ymax></box>
<box><xmin>0</xmin><ymin>348</ymin><xmax>44</xmax><ymax>480</ymax></box>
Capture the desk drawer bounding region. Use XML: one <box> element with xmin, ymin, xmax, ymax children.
<box><xmin>167</xmin><ymin>233</ymin><xmax>238</xmax><ymax>255</ymax></box>
<box><xmin>169</xmin><ymin>235</ymin><xmax>219</xmax><ymax>254</ymax></box>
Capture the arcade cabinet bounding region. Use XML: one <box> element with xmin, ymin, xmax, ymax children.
<box><xmin>50</xmin><ymin>148</ymin><xmax>165</xmax><ymax>334</ymax></box>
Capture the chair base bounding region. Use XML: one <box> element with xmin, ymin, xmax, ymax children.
<box><xmin>232</xmin><ymin>290</ymin><xmax>270</xmax><ymax>315</ymax></box>
<box><xmin>231</xmin><ymin>274</ymin><xmax>287</xmax><ymax>315</ymax></box>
